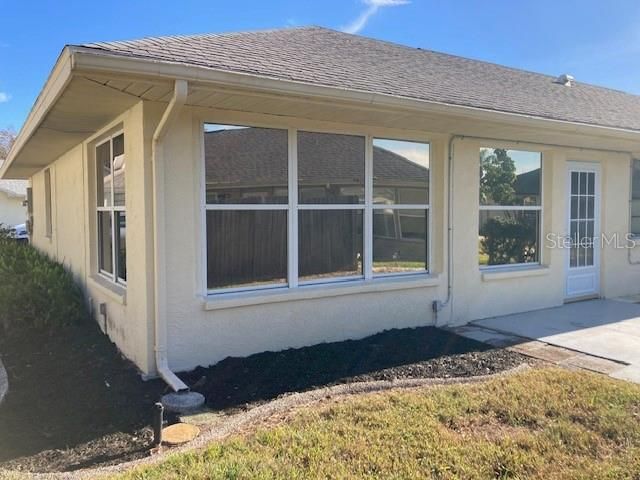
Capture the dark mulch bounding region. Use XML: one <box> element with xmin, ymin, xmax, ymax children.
<box><xmin>180</xmin><ymin>327</ymin><xmax>528</xmax><ymax>411</ymax></box>
<box><xmin>0</xmin><ymin>323</ymin><xmax>167</xmax><ymax>474</ymax></box>
<box><xmin>0</xmin><ymin>323</ymin><xmax>528</xmax><ymax>474</ymax></box>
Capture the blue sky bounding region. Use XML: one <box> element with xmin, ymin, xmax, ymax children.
<box><xmin>1</xmin><ymin>0</ymin><xmax>639</xmax><ymax>131</ymax></box>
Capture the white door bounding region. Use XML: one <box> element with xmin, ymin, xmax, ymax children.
<box><xmin>565</xmin><ymin>163</ymin><xmax>600</xmax><ymax>299</ymax></box>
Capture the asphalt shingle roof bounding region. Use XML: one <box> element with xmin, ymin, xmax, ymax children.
<box><xmin>81</xmin><ymin>26</ymin><xmax>640</xmax><ymax>132</ymax></box>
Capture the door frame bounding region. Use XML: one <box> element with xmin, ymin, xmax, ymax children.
<box><xmin>565</xmin><ymin>161</ymin><xmax>601</xmax><ymax>300</ymax></box>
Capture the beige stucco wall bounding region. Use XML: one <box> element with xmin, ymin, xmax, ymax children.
<box><xmin>156</xmin><ymin>105</ymin><xmax>640</xmax><ymax>373</ymax></box>
<box><xmin>30</xmin><ymin>101</ymin><xmax>155</xmax><ymax>375</ymax></box>
<box><xmin>0</xmin><ymin>192</ymin><xmax>26</xmax><ymax>227</ymax></box>
<box><xmin>157</xmin><ymin>107</ymin><xmax>446</xmax><ymax>372</ymax></box>
<box><xmin>28</xmin><ymin>96</ymin><xmax>640</xmax><ymax>376</ymax></box>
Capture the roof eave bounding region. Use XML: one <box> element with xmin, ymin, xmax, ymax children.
<box><xmin>5</xmin><ymin>46</ymin><xmax>640</xmax><ymax>179</ymax></box>
<box><xmin>70</xmin><ymin>47</ymin><xmax>640</xmax><ymax>141</ymax></box>
<box><xmin>0</xmin><ymin>47</ymin><xmax>75</xmax><ymax>179</ymax></box>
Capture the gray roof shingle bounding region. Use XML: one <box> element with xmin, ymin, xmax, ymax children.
<box><xmin>81</xmin><ymin>27</ymin><xmax>640</xmax><ymax>131</ymax></box>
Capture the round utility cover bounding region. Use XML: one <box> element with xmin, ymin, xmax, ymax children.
<box><xmin>161</xmin><ymin>391</ymin><xmax>205</xmax><ymax>413</ymax></box>
<box><xmin>162</xmin><ymin>423</ymin><xmax>200</xmax><ymax>446</ymax></box>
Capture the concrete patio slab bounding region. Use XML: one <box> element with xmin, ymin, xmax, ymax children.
<box><xmin>471</xmin><ymin>299</ymin><xmax>640</xmax><ymax>382</ymax></box>
<box><xmin>559</xmin><ymin>353</ymin><xmax>626</xmax><ymax>375</ymax></box>
<box><xmin>450</xmin><ymin>325</ymin><xmax>525</xmax><ymax>348</ymax></box>
<box><xmin>611</xmin><ymin>365</ymin><xmax>640</xmax><ymax>383</ymax></box>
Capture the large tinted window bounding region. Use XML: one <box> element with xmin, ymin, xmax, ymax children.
<box><xmin>479</xmin><ymin>148</ymin><xmax>542</xmax><ymax>267</ymax></box>
<box><xmin>203</xmin><ymin>125</ymin><xmax>432</xmax><ymax>292</ymax></box>
<box><xmin>372</xmin><ymin>138</ymin><xmax>429</xmax><ymax>275</ymax></box>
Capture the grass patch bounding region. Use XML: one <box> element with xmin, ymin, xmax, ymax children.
<box><xmin>114</xmin><ymin>368</ymin><xmax>640</xmax><ymax>479</ymax></box>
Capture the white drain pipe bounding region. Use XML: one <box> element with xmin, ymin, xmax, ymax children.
<box><xmin>0</xmin><ymin>356</ymin><xmax>8</xmax><ymax>406</ymax></box>
<box><xmin>152</xmin><ymin>79</ymin><xmax>189</xmax><ymax>392</ymax></box>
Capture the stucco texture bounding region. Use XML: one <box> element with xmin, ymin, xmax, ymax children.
<box><xmin>28</xmin><ymin>99</ymin><xmax>640</xmax><ymax>376</ymax></box>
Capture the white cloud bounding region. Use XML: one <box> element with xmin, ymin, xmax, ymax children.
<box><xmin>342</xmin><ymin>0</ymin><xmax>409</xmax><ymax>34</ymax></box>
<box><xmin>0</xmin><ymin>92</ymin><xmax>10</xmax><ymax>103</ymax></box>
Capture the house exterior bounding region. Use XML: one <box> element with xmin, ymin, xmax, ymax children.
<box><xmin>2</xmin><ymin>27</ymin><xmax>640</xmax><ymax>389</ymax></box>
<box><xmin>0</xmin><ymin>178</ymin><xmax>27</xmax><ymax>227</ymax></box>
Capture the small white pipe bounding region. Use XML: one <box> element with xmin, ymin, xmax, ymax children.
<box><xmin>152</xmin><ymin>79</ymin><xmax>189</xmax><ymax>392</ymax></box>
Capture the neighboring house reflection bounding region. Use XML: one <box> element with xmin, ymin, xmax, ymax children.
<box><xmin>204</xmin><ymin>128</ymin><xmax>429</xmax><ymax>285</ymax></box>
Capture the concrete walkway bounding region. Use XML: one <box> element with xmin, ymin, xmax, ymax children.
<box><xmin>455</xmin><ymin>299</ymin><xmax>640</xmax><ymax>383</ymax></box>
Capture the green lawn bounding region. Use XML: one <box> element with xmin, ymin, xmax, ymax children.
<box><xmin>115</xmin><ymin>368</ymin><xmax>640</xmax><ymax>480</ymax></box>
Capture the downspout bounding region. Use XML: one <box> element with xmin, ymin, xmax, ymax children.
<box><xmin>432</xmin><ymin>135</ymin><xmax>463</xmax><ymax>325</ymax></box>
<box><xmin>629</xmin><ymin>158</ymin><xmax>640</xmax><ymax>265</ymax></box>
<box><xmin>152</xmin><ymin>79</ymin><xmax>189</xmax><ymax>392</ymax></box>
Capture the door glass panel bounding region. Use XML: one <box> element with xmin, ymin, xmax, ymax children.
<box><xmin>571</xmin><ymin>196</ymin><xmax>578</xmax><ymax>218</ymax></box>
<box><xmin>580</xmin><ymin>172</ymin><xmax>587</xmax><ymax>194</ymax></box>
<box><xmin>569</xmin><ymin>171</ymin><xmax>595</xmax><ymax>268</ymax></box>
<box><xmin>587</xmin><ymin>197</ymin><xmax>594</xmax><ymax>219</ymax></box>
<box><xmin>579</xmin><ymin>196</ymin><xmax>586</xmax><ymax>218</ymax></box>
<box><xmin>571</xmin><ymin>172</ymin><xmax>579</xmax><ymax>193</ymax></box>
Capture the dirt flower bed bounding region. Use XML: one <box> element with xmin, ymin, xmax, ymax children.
<box><xmin>0</xmin><ymin>323</ymin><xmax>167</xmax><ymax>474</ymax></box>
<box><xmin>0</xmin><ymin>324</ymin><xmax>528</xmax><ymax>474</ymax></box>
<box><xmin>182</xmin><ymin>326</ymin><xmax>528</xmax><ymax>411</ymax></box>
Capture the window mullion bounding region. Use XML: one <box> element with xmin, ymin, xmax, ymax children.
<box><xmin>110</xmin><ymin>138</ymin><xmax>117</xmax><ymax>281</ymax></box>
<box><xmin>364</xmin><ymin>135</ymin><xmax>373</xmax><ymax>280</ymax></box>
<box><xmin>288</xmin><ymin>128</ymin><xmax>299</xmax><ymax>288</ymax></box>
<box><xmin>111</xmin><ymin>210</ymin><xmax>117</xmax><ymax>281</ymax></box>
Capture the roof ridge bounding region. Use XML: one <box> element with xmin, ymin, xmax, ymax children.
<box><xmin>81</xmin><ymin>25</ymin><xmax>640</xmax><ymax>98</ymax></box>
<box><xmin>81</xmin><ymin>25</ymin><xmax>323</xmax><ymax>49</ymax></box>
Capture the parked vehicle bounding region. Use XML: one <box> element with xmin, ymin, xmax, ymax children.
<box><xmin>10</xmin><ymin>223</ymin><xmax>28</xmax><ymax>243</ymax></box>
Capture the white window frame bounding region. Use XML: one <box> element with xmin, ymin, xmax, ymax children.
<box><xmin>371</xmin><ymin>137</ymin><xmax>431</xmax><ymax>279</ymax></box>
<box><xmin>44</xmin><ymin>168</ymin><xmax>52</xmax><ymax>239</ymax></box>
<box><xmin>630</xmin><ymin>158</ymin><xmax>640</xmax><ymax>238</ymax></box>
<box><xmin>96</xmin><ymin>131</ymin><xmax>127</xmax><ymax>286</ymax></box>
<box><xmin>479</xmin><ymin>147</ymin><xmax>543</xmax><ymax>271</ymax></box>
<box><xmin>202</xmin><ymin>123</ymin><xmax>432</xmax><ymax>295</ymax></box>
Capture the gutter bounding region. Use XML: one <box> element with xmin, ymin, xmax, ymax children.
<box><xmin>152</xmin><ymin>79</ymin><xmax>189</xmax><ymax>392</ymax></box>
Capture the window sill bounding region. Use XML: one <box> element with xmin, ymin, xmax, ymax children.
<box><xmin>481</xmin><ymin>265</ymin><xmax>549</xmax><ymax>282</ymax></box>
<box><xmin>88</xmin><ymin>275</ymin><xmax>127</xmax><ymax>305</ymax></box>
<box><xmin>204</xmin><ymin>274</ymin><xmax>440</xmax><ymax>311</ymax></box>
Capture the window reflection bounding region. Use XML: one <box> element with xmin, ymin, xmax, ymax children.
<box><xmin>373</xmin><ymin>139</ymin><xmax>429</xmax><ymax>205</ymax></box>
<box><xmin>205</xmin><ymin>125</ymin><xmax>288</xmax><ymax>204</ymax></box>
<box><xmin>298</xmin><ymin>131</ymin><xmax>365</xmax><ymax>204</ymax></box>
